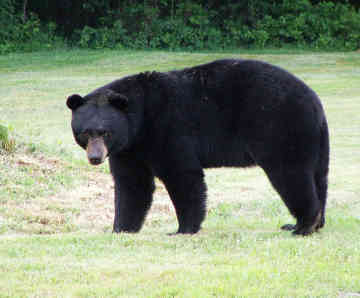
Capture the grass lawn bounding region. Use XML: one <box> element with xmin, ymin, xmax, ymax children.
<box><xmin>0</xmin><ymin>49</ymin><xmax>359</xmax><ymax>297</ymax></box>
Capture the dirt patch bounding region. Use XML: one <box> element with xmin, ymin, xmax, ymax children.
<box><xmin>58</xmin><ymin>173</ymin><xmax>175</xmax><ymax>232</ymax></box>
<box><xmin>16</xmin><ymin>154</ymin><xmax>61</xmax><ymax>174</ymax></box>
<box><xmin>11</xmin><ymin>155</ymin><xmax>174</xmax><ymax>234</ymax></box>
<box><xmin>51</xmin><ymin>171</ymin><xmax>115</xmax><ymax>232</ymax></box>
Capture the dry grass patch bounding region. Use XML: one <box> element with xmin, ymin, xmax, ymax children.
<box><xmin>0</xmin><ymin>150</ymin><xmax>178</xmax><ymax>235</ymax></box>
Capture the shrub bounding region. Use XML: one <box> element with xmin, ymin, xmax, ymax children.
<box><xmin>0</xmin><ymin>125</ymin><xmax>16</xmax><ymax>154</ymax></box>
<box><xmin>223</xmin><ymin>0</ymin><xmax>360</xmax><ymax>49</ymax></box>
<box><xmin>0</xmin><ymin>1</ymin><xmax>65</xmax><ymax>54</ymax></box>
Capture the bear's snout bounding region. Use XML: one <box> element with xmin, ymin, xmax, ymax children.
<box><xmin>86</xmin><ymin>137</ymin><xmax>108</xmax><ymax>166</ymax></box>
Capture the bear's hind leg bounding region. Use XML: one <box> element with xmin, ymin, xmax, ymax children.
<box><xmin>265</xmin><ymin>167</ymin><xmax>322</xmax><ymax>236</ymax></box>
<box><xmin>163</xmin><ymin>170</ymin><xmax>207</xmax><ymax>234</ymax></box>
<box><xmin>314</xmin><ymin>172</ymin><xmax>328</xmax><ymax>230</ymax></box>
<box><xmin>314</xmin><ymin>122</ymin><xmax>330</xmax><ymax>230</ymax></box>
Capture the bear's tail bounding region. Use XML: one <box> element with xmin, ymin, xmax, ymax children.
<box><xmin>315</xmin><ymin>119</ymin><xmax>330</xmax><ymax>229</ymax></box>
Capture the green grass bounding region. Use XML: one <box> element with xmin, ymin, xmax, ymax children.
<box><xmin>0</xmin><ymin>49</ymin><xmax>360</xmax><ymax>297</ymax></box>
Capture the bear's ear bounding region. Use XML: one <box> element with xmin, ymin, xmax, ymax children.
<box><xmin>108</xmin><ymin>93</ymin><xmax>129</xmax><ymax>111</ymax></box>
<box><xmin>67</xmin><ymin>94</ymin><xmax>85</xmax><ymax>110</ymax></box>
<box><xmin>138</xmin><ymin>71</ymin><xmax>158</xmax><ymax>84</ymax></box>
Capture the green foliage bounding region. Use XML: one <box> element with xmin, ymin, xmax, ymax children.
<box><xmin>252</xmin><ymin>0</ymin><xmax>360</xmax><ymax>49</ymax></box>
<box><xmin>0</xmin><ymin>1</ymin><xmax>65</xmax><ymax>54</ymax></box>
<box><xmin>0</xmin><ymin>13</ymin><xmax>65</xmax><ymax>54</ymax></box>
<box><xmin>76</xmin><ymin>20</ymin><xmax>128</xmax><ymax>49</ymax></box>
<box><xmin>74</xmin><ymin>0</ymin><xmax>360</xmax><ymax>51</ymax></box>
<box><xmin>0</xmin><ymin>124</ymin><xmax>16</xmax><ymax>154</ymax></box>
<box><xmin>221</xmin><ymin>0</ymin><xmax>360</xmax><ymax>50</ymax></box>
<box><xmin>0</xmin><ymin>0</ymin><xmax>360</xmax><ymax>52</ymax></box>
<box><xmin>0</xmin><ymin>125</ymin><xmax>9</xmax><ymax>144</ymax></box>
<box><xmin>74</xmin><ymin>2</ymin><xmax>229</xmax><ymax>50</ymax></box>
<box><xmin>0</xmin><ymin>0</ymin><xmax>16</xmax><ymax>45</ymax></box>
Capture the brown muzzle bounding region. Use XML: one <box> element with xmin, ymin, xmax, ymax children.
<box><xmin>86</xmin><ymin>137</ymin><xmax>108</xmax><ymax>165</ymax></box>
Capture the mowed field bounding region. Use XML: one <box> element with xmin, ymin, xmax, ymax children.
<box><xmin>0</xmin><ymin>50</ymin><xmax>359</xmax><ymax>297</ymax></box>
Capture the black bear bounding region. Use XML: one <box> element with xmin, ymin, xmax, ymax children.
<box><xmin>66</xmin><ymin>59</ymin><xmax>329</xmax><ymax>236</ymax></box>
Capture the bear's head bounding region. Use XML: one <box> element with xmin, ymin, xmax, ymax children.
<box><xmin>67</xmin><ymin>72</ymin><xmax>166</xmax><ymax>165</ymax></box>
<box><xmin>67</xmin><ymin>88</ymin><xmax>134</xmax><ymax>166</ymax></box>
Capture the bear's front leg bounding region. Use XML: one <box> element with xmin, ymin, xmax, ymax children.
<box><xmin>163</xmin><ymin>170</ymin><xmax>207</xmax><ymax>234</ymax></box>
<box><xmin>109</xmin><ymin>155</ymin><xmax>155</xmax><ymax>233</ymax></box>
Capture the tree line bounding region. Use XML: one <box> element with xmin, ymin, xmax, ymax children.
<box><xmin>1</xmin><ymin>0</ymin><xmax>359</xmax><ymax>53</ymax></box>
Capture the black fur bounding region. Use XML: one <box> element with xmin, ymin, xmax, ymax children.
<box><xmin>67</xmin><ymin>59</ymin><xmax>329</xmax><ymax>236</ymax></box>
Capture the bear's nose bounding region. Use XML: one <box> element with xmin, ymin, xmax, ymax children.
<box><xmin>86</xmin><ymin>137</ymin><xmax>108</xmax><ymax>166</ymax></box>
<box><xmin>89</xmin><ymin>156</ymin><xmax>102</xmax><ymax>165</ymax></box>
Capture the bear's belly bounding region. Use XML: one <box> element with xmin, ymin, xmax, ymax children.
<box><xmin>198</xmin><ymin>136</ymin><xmax>255</xmax><ymax>168</ymax></box>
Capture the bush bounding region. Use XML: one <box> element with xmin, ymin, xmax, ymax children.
<box><xmin>0</xmin><ymin>1</ymin><xmax>65</xmax><ymax>54</ymax></box>
<box><xmin>0</xmin><ymin>0</ymin><xmax>16</xmax><ymax>49</ymax></box>
<box><xmin>72</xmin><ymin>0</ymin><xmax>360</xmax><ymax>51</ymax></box>
<box><xmin>0</xmin><ymin>125</ymin><xmax>16</xmax><ymax>154</ymax></box>
<box><xmin>223</xmin><ymin>0</ymin><xmax>360</xmax><ymax>49</ymax></box>
<box><xmin>75</xmin><ymin>3</ymin><xmax>225</xmax><ymax>50</ymax></box>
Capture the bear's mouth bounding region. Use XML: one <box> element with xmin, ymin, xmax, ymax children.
<box><xmin>86</xmin><ymin>137</ymin><xmax>108</xmax><ymax>166</ymax></box>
